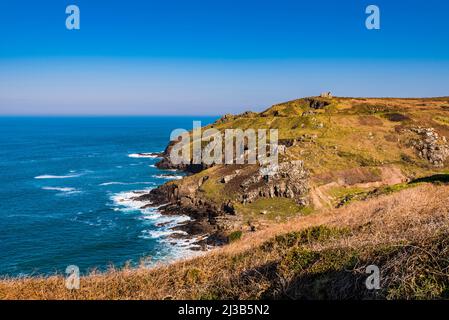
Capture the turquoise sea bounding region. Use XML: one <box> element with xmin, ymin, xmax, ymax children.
<box><xmin>0</xmin><ymin>116</ymin><xmax>216</xmax><ymax>276</ymax></box>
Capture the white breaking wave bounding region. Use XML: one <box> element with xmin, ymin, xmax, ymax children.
<box><xmin>152</xmin><ymin>174</ymin><xmax>183</xmax><ymax>180</ymax></box>
<box><xmin>42</xmin><ymin>186</ymin><xmax>81</xmax><ymax>195</ymax></box>
<box><xmin>128</xmin><ymin>153</ymin><xmax>160</xmax><ymax>159</ymax></box>
<box><xmin>140</xmin><ymin>229</ymin><xmax>188</xmax><ymax>240</ymax></box>
<box><xmin>35</xmin><ymin>174</ymin><xmax>81</xmax><ymax>179</ymax></box>
<box><xmin>111</xmin><ymin>189</ymin><xmax>195</xmax><ymax>246</ymax></box>
<box><xmin>141</xmin><ymin>212</ymin><xmax>190</xmax><ymax>225</ymax></box>
<box><xmin>42</xmin><ymin>186</ymin><xmax>76</xmax><ymax>192</ymax></box>
<box><xmin>100</xmin><ymin>182</ymin><xmax>127</xmax><ymax>186</ymax></box>
<box><xmin>99</xmin><ymin>181</ymin><xmax>155</xmax><ymax>186</ymax></box>
<box><xmin>150</xmin><ymin>234</ymin><xmax>208</xmax><ymax>263</ymax></box>
<box><xmin>111</xmin><ymin>185</ymin><xmax>200</xmax><ymax>262</ymax></box>
<box><xmin>110</xmin><ymin>189</ymin><xmax>153</xmax><ymax>212</ymax></box>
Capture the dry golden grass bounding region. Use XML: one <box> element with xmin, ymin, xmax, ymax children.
<box><xmin>1</xmin><ymin>183</ymin><xmax>448</xmax><ymax>300</ymax></box>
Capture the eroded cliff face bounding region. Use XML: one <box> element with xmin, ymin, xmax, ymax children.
<box><xmin>155</xmin><ymin>140</ymin><xmax>211</xmax><ymax>173</ymax></box>
<box><xmin>239</xmin><ymin>161</ymin><xmax>309</xmax><ymax>205</ymax></box>
<box><xmin>139</xmin><ymin>160</ymin><xmax>310</xmax><ymax>240</ymax></box>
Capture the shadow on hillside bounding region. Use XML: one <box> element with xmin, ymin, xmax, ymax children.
<box><xmin>410</xmin><ymin>174</ymin><xmax>449</xmax><ymax>184</ymax></box>
<box><xmin>217</xmin><ymin>260</ymin><xmax>382</xmax><ymax>300</ymax></box>
<box><xmin>265</xmin><ymin>270</ymin><xmax>381</xmax><ymax>300</ymax></box>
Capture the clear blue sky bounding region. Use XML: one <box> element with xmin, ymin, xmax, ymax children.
<box><xmin>0</xmin><ymin>0</ymin><xmax>448</xmax><ymax>115</ymax></box>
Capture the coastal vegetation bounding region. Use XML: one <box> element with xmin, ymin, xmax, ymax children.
<box><xmin>2</xmin><ymin>96</ymin><xmax>449</xmax><ymax>299</ymax></box>
<box><xmin>1</xmin><ymin>184</ymin><xmax>448</xmax><ymax>299</ymax></box>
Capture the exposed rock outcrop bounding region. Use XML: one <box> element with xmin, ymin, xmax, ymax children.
<box><xmin>279</xmin><ymin>134</ymin><xmax>317</xmax><ymax>148</ymax></box>
<box><xmin>143</xmin><ymin>160</ymin><xmax>310</xmax><ymax>241</ymax></box>
<box><xmin>221</xmin><ymin>174</ymin><xmax>236</xmax><ymax>184</ymax></box>
<box><xmin>240</xmin><ymin>161</ymin><xmax>309</xmax><ymax>206</ymax></box>
<box><xmin>305</xmin><ymin>97</ymin><xmax>331</xmax><ymax>109</ymax></box>
<box><xmin>409</xmin><ymin>127</ymin><xmax>449</xmax><ymax>167</ymax></box>
<box><xmin>155</xmin><ymin>140</ymin><xmax>211</xmax><ymax>173</ymax></box>
<box><xmin>214</xmin><ymin>113</ymin><xmax>235</xmax><ymax>124</ymax></box>
<box><xmin>213</xmin><ymin>111</ymin><xmax>257</xmax><ymax>125</ymax></box>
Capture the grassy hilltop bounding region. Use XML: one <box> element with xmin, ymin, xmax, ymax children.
<box><xmin>2</xmin><ymin>96</ymin><xmax>449</xmax><ymax>299</ymax></box>
<box><xmin>151</xmin><ymin>96</ymin><xmax>449</xmax><ymax>232</ymax></box>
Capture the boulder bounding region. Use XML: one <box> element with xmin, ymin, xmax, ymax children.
<box><xmin>409</xmin><ymin>127</ymin><xmax>449</xmax><ymax>167</ymax></box>
<box><xmin>221</xmin><ymin>174</ymin><xmax>236</xmax><ymax>184</ymax></box>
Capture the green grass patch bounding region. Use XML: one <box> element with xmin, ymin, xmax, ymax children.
<box><xmin>278</xmin><ymin>246</ymin><xmax>360</xmax><ymax>278</ymax></box>
<box><xmin>235</xmin><ymin>197</ymin><xmax>307</xmax><ymax>222</ymax></box>
<box><xmin>328</xmin><ymin>186</ymin><xmax>365</xmax><ymax>200</ymax></box>
<box><xmin>279</xmin><ymin>247</ymin><xmax>319</xmax><ymax>273</ymax></box>
<box><xmin>335</xmin><ymin>182</ymin><xmax>414</xmax><ymax>207</ymax></box>
<box><xmin>199</xmin><ymin>178</ymin><xmax>227</xmax><ymax>202</ymax></box>
<box><xmin>184</xmin><ymin>268</ymin><xmax>203</xmax><ymax>284</ymax></box>
<box><xmin>337</xmin><ymin>151</ymin><xmax>382</xmax><ymax>167</ymax></box>
<box><xmin>228</xmin><ymin>230</ymin><xmax>243</xmax><ymax>243</ymax></box>
<box><xmin>433</xmin><ymin>115</ymin><xmax>449</xmax><ymax>126</ymax></box>
<box><xmin>262</xmin><ymin>226</ymin><xmax>350</xmax><ymax>251</ymax></box>
<box><xmin>335</xmin><ymin>173</ymin><xmax>449</xmax><ymax>208</ymax></box>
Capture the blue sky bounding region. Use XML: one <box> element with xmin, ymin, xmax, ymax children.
<box><xmin>0</xmin><ymin>0</ymin><xmax>448</xmax><ymax>115</ymax></box>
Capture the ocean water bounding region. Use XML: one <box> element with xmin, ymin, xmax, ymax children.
<box><xmin>0</xmin><ymin>116</ymin><xmax>216</xmax><ymax>277</ymax></box>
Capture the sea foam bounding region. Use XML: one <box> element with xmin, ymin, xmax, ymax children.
<box><xmin>42</xmin><ymin>186</ymin><xmax>76</xmax><ymax>192</ymax></box>
<box><xmin>110</xmin><ymin>189</ymin><xmax>153</xmax><ymax>212</ymax></box>
<box><xmin>128</xmin><ymin>153</ymin><xmax>160</xmax><ymax>159</ymax></box>
<box><xmin>42</xmin><ymin>186</ymin><xmax>81</xmax><ymax>195</ymax></box>
<box><xmin>35</xmin><ymin>174</ymin><xmax>81</xmax><ymax>179</ymax></box>
<box><xmin>152</xmin><ymin>174</ymin><xmax>183</xmax><ymax>180</ymax></box>
<box><xmin>99</xmin><ymin>181</ymin><xmax>155</xmax><ymax>186</ymax></box>
<box><xmin>111</xmin><ymin>188</ymin><xmax>195</xmax><ymax>256</ymax></box>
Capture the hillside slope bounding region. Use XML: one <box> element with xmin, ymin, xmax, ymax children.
<box><xmin>1</xmin><ymin>183</ymin><xmax>448</xmax><ymax>299</ymax></box>
<box><xmin>146</xmin><ymin>96</ymin><xmax>449</xmax><ymax>244</ymax></box>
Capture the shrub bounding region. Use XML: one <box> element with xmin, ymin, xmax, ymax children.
<box><xmin>280</xmin><ymin>247</ymin><xmax>319</xmax><ymax>273</ymax></box>
<box><xmin>184</xmin><ymin>268</ymin><xmax>203</xmax><ymax>285</ymax></box>
<box><xmin>228</xmin><ymin>231</ymin><xmax>243</xmax><ymax>243</ymax></box>
<box><xmin>262</xmin><ymin>226</ymin><xmax>349</xmax><ymax>251</ymax></box>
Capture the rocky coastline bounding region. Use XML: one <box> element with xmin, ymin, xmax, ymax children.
<box><xmin>136</xmin><ymin>97</ymin><xmax>449</xmax><ymax>252</ymax></box>
<box><xmin>136</xmin><ymin>139</ymin><xmax>311</xmax><ymax>249</ymax></box>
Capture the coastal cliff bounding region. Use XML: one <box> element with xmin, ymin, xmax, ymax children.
<box><xmin>140</xmin><ymin>96</ymin><xmax>449</xmax><ymax>247</ymax></box>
